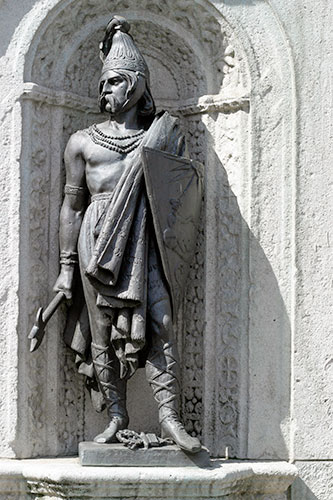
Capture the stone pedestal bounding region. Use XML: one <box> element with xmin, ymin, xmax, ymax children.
<box><xmin>0</xmin><ymin>458</ymin><xmax>297</xmax><ymax>499</ymax></box>
<box><xmin>79</xmin><ymin>442</ymin><xmax>211</xmax><ymax>468</ymax></box>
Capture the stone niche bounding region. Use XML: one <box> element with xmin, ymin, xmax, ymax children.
<box><xmin>0</xmin><ymin>0</ymin><xmax>296</xmax><ymax>481</ymax></box>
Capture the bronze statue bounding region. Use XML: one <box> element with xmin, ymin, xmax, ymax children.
<box><xmin>40</xmin><ymin>16</ymin><xmax>202</xmax><ymax>453</ymax></box>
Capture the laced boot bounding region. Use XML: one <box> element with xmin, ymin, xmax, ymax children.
<box><xmin>91</xmin><ymin>343</ymin><xmax>129</xmax><ymax>443</ymax></box>
<box><xmin>146</xmin><ymin>341</ymin><xmax>201</xmax><ymax>454</ymax></box>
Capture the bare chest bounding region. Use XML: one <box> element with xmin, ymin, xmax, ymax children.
<box><xmin>82</xmin><ymin>133</ymin><xmax>140</xmax><ymax>194</ymax></box>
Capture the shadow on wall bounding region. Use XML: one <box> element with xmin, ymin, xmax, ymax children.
<box><xmin>289</xmin><ymin>480</ymin><xmax>318</xmax><ymax>500</ymax></box>
<box><xmin>208</xmin><ymin>142</ymin><xmax>291</xmax><ymax>459</ymax></box>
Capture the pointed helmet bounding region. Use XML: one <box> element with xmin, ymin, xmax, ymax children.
<box><xmin>100</xmin><ymin>16</ymin><xmax>149</xmax><ymax>81</ymax></box>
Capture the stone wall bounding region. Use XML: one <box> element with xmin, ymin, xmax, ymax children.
<box><xmin>0</xmin><ymin>0</ymin><xmax>331</xmax><ymax>499</ymax></box>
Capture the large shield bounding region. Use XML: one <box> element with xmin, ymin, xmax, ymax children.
<box><xmin>142</xmin><ymin>147</ymin><xmax>203</xmax><ymax>314</ymax></box>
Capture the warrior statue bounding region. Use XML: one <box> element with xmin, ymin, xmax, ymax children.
<box><xmin>53</xmin><ymin>16</ymin><xmax>202</xmax><ymax>453</ymax></box>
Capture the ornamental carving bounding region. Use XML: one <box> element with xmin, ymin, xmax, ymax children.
<box><xmin>64</xmin><ymin>22</ymin><xmax>206</xmax><ymax>101</ymax></box>
<box><xmin>26</xmin><ymin>101</ymin><xmax>52</xmax><ymax>456</ymax></box>
<box><xmin>31</xmin><ymin>0</ymin><xmax>239</xmax><ymax>95</ymax></box>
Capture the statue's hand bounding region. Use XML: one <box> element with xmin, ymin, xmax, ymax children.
<box><xmin>53</xmin><ymin>265</ymin><xmax>75</xmax><ymax>300</ymax></box>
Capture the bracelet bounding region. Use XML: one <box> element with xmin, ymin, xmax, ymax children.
<box><xmin>60</xmin><ymin>251</ymin><xmax>78</xmax><ymax>266</ymax></box>
<box><xmin>64</xmin><ymin>184</ymin><xmax>87</xmax><ymax>196</ymax></box>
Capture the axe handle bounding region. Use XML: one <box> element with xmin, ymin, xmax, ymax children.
<box><xmin>42</xmin><ymin>291</ymin><xmax>66</xmax><ymax>323</ymax></box>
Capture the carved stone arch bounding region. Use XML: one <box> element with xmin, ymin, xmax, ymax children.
<box><xmin>26</xmin><ymin>5</ymin><xmax>242</xmax><ymax>98</ymax></box>
<box><xmin>60</xmin><ymin>17</ymin><xmax>209</xmax><ymax>103</ymax></box>
<box><xmin>7</xmin><ymin>0</ymin><xmax>295</xmax><ymax>460</ymax></box>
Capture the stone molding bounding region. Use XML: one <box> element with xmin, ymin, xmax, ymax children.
<box><xmin>21</xmin><ymin>82</ymin><xmax>249</xmax><ymax>116</ymax></box>
<box><xmin>0</xmin><ymin>458</ymin><xmax>297</xmax><ymax>499</ymax></box>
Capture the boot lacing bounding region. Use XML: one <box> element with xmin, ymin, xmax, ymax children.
<box><xmin>91</xmin><ymin>342</ymin><xmax>127</xmax><ymax>419</ymax></box>
<box><xmin>146</xmin><ymin>341</ymin><xmax>180</xmax><ymax>423</ymax></box>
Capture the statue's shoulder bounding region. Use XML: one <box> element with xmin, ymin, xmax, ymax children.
<box><xmin>63</xmin><ymin>129</ymin><xmax>92</xmax><ymax>164</ymax></box>
<box><xmin>71</xmin><ymin>127</ymin><xmax>92</xmax><ymax>142</ymax></box>
<box><xmin>65</xmin><ymin>128</ymin><xmax>91</xmax><ymax>154</ymax></box>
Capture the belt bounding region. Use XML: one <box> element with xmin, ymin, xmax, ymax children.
<box><xmin>90</xmin><ymin>192</ymin><xmax>112</xmax><ymax>202</ymax></box>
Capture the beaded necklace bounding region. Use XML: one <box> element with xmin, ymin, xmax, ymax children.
<box><xmin>87</xmin><ymin>124</ymin><xmax>145</xmax><ymax>154</ymax></box>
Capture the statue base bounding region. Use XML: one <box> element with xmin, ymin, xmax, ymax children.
<box><xmin>0</xmin><ymin>457</ymin><xmax>297</xmax><ymax>499</ymax></box>
<box><xmin>79</xmin><ymin>442</ymin><xmax>211</xmax><ymax>468</ymax></box>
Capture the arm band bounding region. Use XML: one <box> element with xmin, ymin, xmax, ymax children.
<box><xmin>60</xmin><ymin>250</ymin><xmax>79</xmax><ymax>266</ymax></box>
<box><xmin>64</xmin><ymin>184</ymin><xmax>87</xmax><ymax>196</ymax></box>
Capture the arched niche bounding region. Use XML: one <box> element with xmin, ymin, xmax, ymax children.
<box><xmin>9</xmin><ymin>0</ymin><xmax>294</xmax><ymax>461</ymax></box>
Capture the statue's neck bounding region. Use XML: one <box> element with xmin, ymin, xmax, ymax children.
<box><xmin>107</xmin><ymin>105</ymin><xmax>141</xmax><ymax>132</ymax></box>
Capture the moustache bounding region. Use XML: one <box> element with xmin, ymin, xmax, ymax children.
<box><xmin>99</xmin><ymin>93</ymin><xmax>120</xmax><ymax>112</ymax></box>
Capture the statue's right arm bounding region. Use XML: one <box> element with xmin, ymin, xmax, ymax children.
<box><xmin>53</xmin><ymin>132</ymin><xmax>87</xmax><ymax>299</ymax></box>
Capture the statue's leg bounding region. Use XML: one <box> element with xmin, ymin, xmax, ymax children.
<box><xmin>81</xmin><ymin>274</ymin><xmax>129</xmax><ymax>443</ymax></box>
<box><xmin>91</xmin><ymin>342</ymin><xmax>128</xmax><ymax>443</ymax></box>
<box><xmin>77</xmin><ymin>200</ymin><xmax>128</xmax><ymax>443</ymax></box>
<box><xmin>145</xmin><ymin>250</ymin><xmax>201</xmax><ymax>453</ymax></box>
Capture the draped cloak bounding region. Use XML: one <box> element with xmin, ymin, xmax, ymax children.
<box><xmin>63</xmin><ymin>112</ymin><xmax>203</xmax><ymax>412</ymax></box>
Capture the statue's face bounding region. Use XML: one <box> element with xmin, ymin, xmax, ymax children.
<box><xmin>99</xmin><ymin>70</ymin><xmax>129</xmax><ymax>115</ymax></box>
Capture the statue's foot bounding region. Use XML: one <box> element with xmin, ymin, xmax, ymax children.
<box><xmin>94</xmin><ymin>416</ymin><xmax>129</xmax><ymax>444</ymax></box>
<box><xmin>161</xmin><ymin>417</ymin><xmax>201</xmax><ymax>454</ymax></box>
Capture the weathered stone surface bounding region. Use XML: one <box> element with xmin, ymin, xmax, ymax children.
<box><xmin>278</xmin><ymin>1</ymin><xmax>333</xmax><ymax>465</ymax></box>
<box><xmin>79</xmin><ymin>442</ymin><xmax>211</xmax><ymax>468</ymax></box>
<box><xmin>0</xmin><ymin>458</ymin><xmax>296</xmax><ymax>499</ymax></box>
<box><xmin>291</xmin><ymin>462</ymin><xmax>333</xmax><ymax>500</ymax></box>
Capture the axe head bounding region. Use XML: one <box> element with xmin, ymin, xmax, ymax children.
<box><xmin>28</xmin><ymin>307</ymin><xmax>45</xmax><ymax>352</ymax></box>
